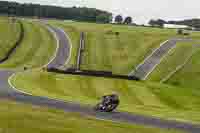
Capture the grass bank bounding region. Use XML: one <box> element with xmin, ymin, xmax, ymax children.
<box><xmin>0</xmin><ymin>17</ymin><xmax>21</xmax><ymax>61</ymax></box>
<box><xmin>0</xmin><ymin>100</ymin><xmax>182</xmax><ymax>133</ymax></box>
<box><xmin>166</xmin><ymin>45</ymin><xmax>200</xmax><ymax>88</ymax></box>
<box><xmin>48</xmin><ymin>20</ymin><xmax>183</xmax><ymax>75</ymax></box>
<box><xmin>11</xmin><ymin>71</ymin><xmax>200</xmax><ymax>124</ymax></box>
<box><xmin>148</xmin><ymin>41</ymin><xmax>199</xmax><ymax>82</ymax></box>
<box><xmin>0</xmin><ymin>20</ymin><xmax>56</xmax><ymax>69</ymax></box>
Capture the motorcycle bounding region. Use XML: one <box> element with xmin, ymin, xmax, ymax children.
<box><xmin>94</xmin><ymin>94</ymin><xmax>119</xmax><ymax>112</ymax></box>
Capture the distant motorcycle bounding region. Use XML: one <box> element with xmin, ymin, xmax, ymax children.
<box><xmin>94</xmin><ymin>94</ymin><xmax>120</xmax><ymax>112</ymax></box>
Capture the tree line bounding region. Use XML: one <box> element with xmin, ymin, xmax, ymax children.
<box><xmin>114</xmin><ymin>15</ymin><xmax>133</xmax><ymax>24</ymax></box>
<box><xmin>0</xmin><ymin>1</ymin><xmax>112</xmax><ymax>23</ymax></box>
<box><xmin>148</xmin><ymin>18</ymin><xmax>200</xmax><ymax>28</ymax></box>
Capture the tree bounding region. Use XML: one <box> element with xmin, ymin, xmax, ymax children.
<box><xmin>0</xmin><ymin>1</ymin><xmax>113</xmax><ymax>23</ymax></box>
<box><xmin>156</xmin><ymin>19</ymin><xmax>166</xmax><ymax>27</ymax></box>
<box><xmin>124</xmin><ymin>16</ymin><xmax>132</xmax><ymax>24</ymax></box>
<box><xmin>177</xmin><ymin>29</ymin><xmax>183</xmax><ymax>35</ymax></box>
<box><xmin>115</xmin><ymin>15</ymin><xmax>123</xmax><ymax>23</ymax></box>
<box><xmin>148</xmin><ymin>19</ymin><xmax>166</xmax><ymax>27</ymax></box>
<box><xmin>96</xmin><ymin>14</ymin><xmax>110</xmax><ymax>23</ymax></box>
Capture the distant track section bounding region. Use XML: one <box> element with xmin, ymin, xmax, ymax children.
<box><xmin>46</xmin><ymin>25</ymin><xmax>70</xmax><ymax>68</ymax></box>
<box><xmin>129</xmin><ymin>39</ymin><xmax>177</xmax><ymax>80</ymax></box>
<box><xmin>129</xmin><ymin>38</ymin><xmax>194</xmax><ymax>80</ymax></box>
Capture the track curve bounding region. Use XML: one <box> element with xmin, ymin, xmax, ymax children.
<box><xmin>0</xmin><ymin>23</ymin><xmax>200</xmax><ymax>133</ymax></box>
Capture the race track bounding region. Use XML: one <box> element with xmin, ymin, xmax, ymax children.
<box><xmin>0</xmin><ymin>23</ymin><xmax>200</xmax><ymax>133</ymax></box>
<box><xmin>129</xmin><ymin>38</ymin><xmax>195</xmax><ymax>80</ymax></box>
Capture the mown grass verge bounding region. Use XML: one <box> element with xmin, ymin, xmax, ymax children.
<box><xmin>0</xmin><ymin>99</ymin><xmax>182</xmax><ymax>133</ymax></box>
<box><xmin>148</xmin><ymin>41</ymin><xmax>199</xmax><ymax>82</ymax></box>
<box><xmin>0</xmin><ymin>17</ymin><xmax>21</xmax><ymax>61</ymax></box>
<box><xmin>11</xmin><ymin>71</ymin><xmax>200</xmax><ymax>124</ymax></box>
<box><xmin>166</xmin><ymin>44</ymin><xmax>200</xmax><ymax>88</ymax></box>
<box><xmin>0</xmin><ymin>20</ymin><xmax>56</xmax><ymax>69</ymax></box>
<box><xmin>48</xmin><ymin>20</ymin><xmax>183</xmax><ymax>75</ymax></box>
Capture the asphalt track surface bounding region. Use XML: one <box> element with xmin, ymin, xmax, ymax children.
<box><xmin>129</xmin><ymin>38</ymin><xmax>195</xmax><ymax>80</ymax></box>
<box><xmin>0</xmin><ymin>24</ymin><xmax>200</xmax><ymax>133</ymax></box>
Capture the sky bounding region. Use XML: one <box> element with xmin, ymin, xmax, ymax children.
<box><xmin>5</xmin><ymin>0</ymin><xmax>200</xmax><ymax>24</ymax></box>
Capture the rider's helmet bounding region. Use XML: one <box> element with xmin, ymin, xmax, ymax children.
<box><xmin>102</xmin><ymin>93</ymin><xmax>119</xmax><ymax>105</ymax></box>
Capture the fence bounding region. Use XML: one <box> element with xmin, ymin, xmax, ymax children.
<box><xmin>76</xmin><ymin>32</ymin><xmax>85</xmax><ymax>70</ymax></box>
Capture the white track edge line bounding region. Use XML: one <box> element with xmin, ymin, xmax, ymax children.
<box><xmin>128</xmin><ymin>39</ymin><xmax>170</xmax><ymax>76</ymax></box>
<box><xmin>8</xmin><ymin>72</ymin><xmax>89</xmax><ymax>106</ymax></box>
<box><xmin>143</xmin><ymin>44</ymin><xmax>177</xmax><ymax>80</ymax></box>
<box><xmin>57</xmin><ymin>27</ymin><xmax>72</xmax><ymax>66</ymax></box>
<box><xmin>8</xmin><ymin>23</ymin><xmax>77</xmax><ymax>104</ymax></box>
<box><xmin>42</xmin><ymin>24</ymin><xmax>59</xmax><ymax>67</ymax></box>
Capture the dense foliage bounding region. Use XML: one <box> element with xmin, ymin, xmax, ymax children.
<box><xmin>114</xmin><ymin>15</ymin><xmax>123</xmax><ymax>23</ymax></box>
<box><xmin>148</xmin><ymin>19</ymin><xmax>167</xmax><ymax>27</ymax></box>
<box><xmin>168</xmin><ymin>19</ymin><xmax>200</xmax><ymax>28</ymax></box>
<box><xmin>124</xmin><ymin>16</ymin><xmax>132</xmax><ymax>24</ymax></box>
<box><xmin>0</xmin><ymin>1</ymin><xmax>112</xmax><ymax>23</ymax></box>
<box><xmin>149</xmin><ymin>18</ymin><xmax>200</xmax><ymax>29</ymax></box>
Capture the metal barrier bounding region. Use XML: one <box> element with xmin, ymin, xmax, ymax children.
<box><xmin>47</xmin><ymin>67</ymin><xmax>140</xmax><ymax>81</ymax></box>
<box><xmin>76</xmin><ymin>32</ymin><xmax>85</xmax><ymax>70</ymax></box>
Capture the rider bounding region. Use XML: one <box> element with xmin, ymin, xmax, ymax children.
<box><xmin>102</xmin><ymin>94</ymin><xmax>120</xmax><ymax>107</ymax></box>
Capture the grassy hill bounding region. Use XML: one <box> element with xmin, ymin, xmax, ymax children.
<box><xmin>166</xmin><ymin>45</ymin><xmax>200</xmax><ymax>88</ymax></box>
<box><xmin>0</xmin><ymin>20</ymin><xmax>56</xmax><ymax>69</ymax></box>
<box><xmin>9</xmin><ymin>20</ymin><xmax>200</xmax><ymax>124</ymax></box>
<box><xmin>0</xmin><ymin>17</ymin><xmax>21</xmax><ymax>61</ymax></box>
<box><xmin>11</xmin><ymin>71</ymin><xmax>200</xmax><ymax>124</ymax></box>
<box><xmin>0</xmin><ymin>100</ymin><xmax>181</xmax><ymax>133</ymax></box>
<box><xmin>2</xmin><ymin>18</ymin><xmax>200</xmax><ymax>132</ymax></box>
<box><xmin>147</xmin><ymin>41</ymin><xmax>199</xmax><ymax>81</ymax></box>
<box><xmin>147</xmin><ymin>40</ymin><xmax>200</xmax><ymax>88</ymax></box>
<box><xmin>49</xmin><ymin>21</ymin><xmax>183</xmax><ymax>75</ymax></box>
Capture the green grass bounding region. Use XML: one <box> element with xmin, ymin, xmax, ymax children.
<box><xmin>82</xmin><ymin>28</ymin><xmax>174</xmax><ymax>74</ymax></box>
<box><xmin>48</xmin><ymin>21</ymin><xmax>186</xmax><ymax>75</ymax></box>
<box><xmin>147</xmin><ymin>40</ymin><xmax>200</xmax><ymax>89</ymax></box>
<box><xmin>148</xmin><ymin>42</ymin><xmax>198</xmax><ymax>81</ymax></box>
<box><xmin>0</xmin><ymin>100</ymin><xmax>182</xmax><ymax>133</ymax></box>
<box><xmin>0</xmin><ymin>17</ymin><xmax>21</xmax><ymax>61</ymax></box>
<box><xmin>48</xmin><ymin>21</ymin><xmax>200</xmax><ymax>75</ymax></box>
<box><xmin>0</xmin><ymin>20</ymin><xmax>56</xmax><ymax>69</ymax></box>
<box><xmin>11</xmin><ymin>71</ymin><xmax>200</xmax><ymax>124</ymax></box>
<box><xmin>166</xmin><ymin>45</ymin><xmax>200</xmax><ymax>88</ymax></box>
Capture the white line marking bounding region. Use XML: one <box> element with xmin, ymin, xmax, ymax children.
<box><xmin>8</xmin><ymin>72</ymin><xmax>92</xmax><ymax>107</ymax></box>
<box><xmin>128</xmin><ymin>40</ymin><xmax>170</xmax><ymax>76</ymax></box>
<box><xmin>8</xmin><ymin>72</ymin><xmax>33</xmax><ymax>96</ymax></box>
<box><xmin>160</xmin><ymin>44</ymin><xmax>200</xmax><ymax>83</ymax></box>
<box><xmin>143</xmin><ymin>44</ymin><xmax>177</xmax><ymax>80</ymax></box>
<box><xmin>8</xmin><ymin>21</ymin><xmax>75</xmax><ymax>103</ymax></box>
<box><xmin>41</xmin><ymin>23</ymin><xmax>59</xmax><ymax>67</ymax></box>
<box><xmin>57</xmin><ymin>27</ymin><xmax>72</xmax><ymax>66</ymax></box>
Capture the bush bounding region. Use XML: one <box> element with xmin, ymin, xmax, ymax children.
<box><xmin>177</xmin><ymin>29</ymin><xmax>183</xmax><ymax>35</ymax></box>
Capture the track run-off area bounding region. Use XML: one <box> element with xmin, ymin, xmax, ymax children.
<box><xmin>0</xmin><ymin>20</ymin><xmax>200</xmax><ymax>133</ymax></box>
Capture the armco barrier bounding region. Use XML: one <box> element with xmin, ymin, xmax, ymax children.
<box><xmin>0</xmin><ymin>20</ymin><xmax>24</xmax><ymax>63</ymax></box>
<box><xmin>47</xmin><ymin>67</ymin><xmax>140</xmax><ymax>81</ymax></box>
<box><xmin>76</xmin><ymin>32</ymin><xmax>85</xmax><ymax>70</ymax></box>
